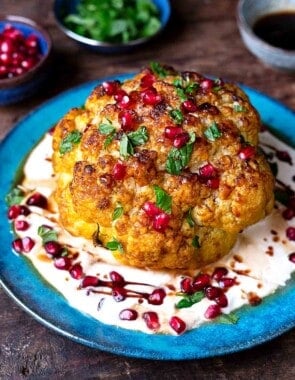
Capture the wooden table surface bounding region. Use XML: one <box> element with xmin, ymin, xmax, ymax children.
<box><xmin>1</xmin><ymin>0</ymin><xmax>294</xmax><ymax>378</ymax></box>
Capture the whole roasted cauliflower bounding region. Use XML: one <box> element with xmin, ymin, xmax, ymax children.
<box><xmin>52</xmin><ymin>63</ymin><xmax>274</xmax><ymax>269</ymax></box>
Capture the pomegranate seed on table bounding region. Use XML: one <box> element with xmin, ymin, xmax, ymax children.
<box><xmin>192</xmin><ymin>273</ymin><xmax>211</xmax><ymax>291</ymax></box>
<box><xmin>69</xmin><ymin>263</ymin><xmax>84</xmax><ymax>279</ymax></box>
<box><xmin>81</xmin><ymin>275</ymin><xmax>100</xmax><ymax>288</ymax></box>
<box><xmin>109</xmin><ymin>271</ymin><xmax>125</xmax><ymax>286</ymax></box>
<box><xmin>119</xmin><ymin>308</ymin><xmax>138</xmax><ymax>321</ymax></box>
<box><xmin>112</xmin><ymin>162</ymin><xmax>126</xmax><ymax>180</ymax></box>
<box><xmin>169</xmin><ymin>316</ymin><xmax>186</xmax><ymax>334</ymax></box>
<box><xmin>238</xmin><ymin>146</ymin><xmax>256</xmax><ymax>160</ymax></box>
<box><xmin>14</xmin><ymin>219</ymin><xmax>30</xmax><ymax>231</ymax></box>
<box><xmin>44</xmin><ymin>241</ymin><xmax>62</xmax><ymax>256</ymax></box>
<box><xmin>26</xmin><ymin>192</ymin><xmax>48</xmax><ymax>208</ymax></box>
<box><xmin>142</xmin><ymin>311</ymin><xmax>160</xmax><ymax>330</ymax></box>
<box><xmin>204</xmin><ymin>304</ymin><xmax>221</xmax><ymax>319</ymax></box>
<box><xmin>54</xmin><ymin>256</ymin><xmax>72</xmax><ymax>270</ymax></box>
<box><xmin>164</xmin><ymin>126</ymin><xmax>183</xmax><ymax>140</ymax></box>
<box><xmin>148</xmin><ymin>288</ymin><xmax>166</xmax><ymax>305</ymax></box>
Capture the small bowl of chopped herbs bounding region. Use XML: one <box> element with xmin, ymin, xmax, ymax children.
<box><xmin>53</xmin><ymin>0</ymin><xmax>171</xmax><ymax>53</ymax></box>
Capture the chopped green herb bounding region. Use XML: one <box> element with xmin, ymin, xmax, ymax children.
<box><xmin>106</xmin><ymin>238</ymin><xmax>123</xmax><ymax>253</ymax></box>
<box><xmin>127</xmin><ymin>126</ymin><xmax>148</xmax><ymax>146</ymax></box>
<box><xmin>169</xmin><ymin>108</ymin><xmax>184</xmax><ymax>125</ymax></box>
<box><xmin>120</xmin><ymin>133</ymin><xmax>134</xmax><ymax>157</ymax></box>
<box><xmin>176</xmin><ymin>291</ymin><xmax>204</xmax><ymax>309</ymax></box>
<box><xmin>150</xmin><ymin>61</ymin><xmax>169</xmax><ymax>78</ymax></box>
<box><xmin>176</xmin><ymin>87</ymin><xmax>187</xmax><ymax>102</ymax></box>
<box><xmin>112</xmin><ymin>204</ymin><xmax>124</xmax><ymax>221</ymax></box>
<box><xmin>185</xmin><ymin>82</ymin><xmax>199</xmax><ymax>95</ymax></box>
<box><xmin>64</xmin><ymin>0</ymin><xmax>161</xmax><ymax>44</ymax></box>
<box><xmin>204</xmin><ymin>122</ymin><xmax>222</xmax><ymax>141</ymax></box>
<box><xmin>38</xmin><ymin>225</ymin><xmax>58</xmax><ymax>244</ymax></box>
<box><xmin>192</xmin><ymin>235</ymin><xmax>201</xmax><ymax>248</ymax></box>
<box><xmin>185</xmin><ymin>207</ymin><xmax>195</xmax><ymax>227</ymax></box>
<box><xmin>166</xmin><ymin>132</ymin><xmax>196</xmax><ymax>175</ymax></box>
<box><xmin>59</xmin><ymin>130</ymin><xmax>82</xmax><ymax>155</ymax></box>
<box><xmin>153</xmin><ymin>185</ymin><xmax>172</xmax><ymax>214</ymax></box>
<box><xmin>5</xmin><ymin>188</ymin><xmax>25</xmax><ymax>206</ymax></box>
<box><xmin>99</xmin><ymin>120</ymin><xmax>116</xmax><ymax>135</ymax></box>
<box><xmin>213</xmin><ymin>78</ymin><xmax>223</xmax><ymax>92</ymax></box>
<box><xmin>233</xmin><ymin>104</ymin><xmax>246</xmax><ymax>112</ymax></box>
<box><xmin>216</xmin><ymin>312</ymin><xmax>239</xmax><ymax>324</ymax></box>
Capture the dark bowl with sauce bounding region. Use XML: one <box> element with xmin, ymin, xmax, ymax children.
<box><xmin>237</xmin><ymin>0</ymin><xmax>295</xmax><ymax>72</ymax></box>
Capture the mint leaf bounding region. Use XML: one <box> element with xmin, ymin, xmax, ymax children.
<box><xmin>38</xmin><ymin>225</ymin><xmax>58</xmax><ymax>244</ymax></box>
<box><xmin>127</xmin><ymin>126</ymin><xmax>148</xmax><ymax>146</ymax></box>
<box><xmin>185</xmin><ymin>207</ymin><xmax>195</xmax><ymax>227</ymax></box>
<box><xmin>120</xmin><ymin>134</ymin><xmax>134</xmax><ymax>157</ymax></box>
<box><xmin>153</xmin><ymin>185</ymin><xmax>172</xmax><ymax>214</ymax></box>
<box><xmin>217</xmin><ymin>313</ymin><xmax>239</xmax><ymax>324</ymax></box>
<box><xmin>176</xmin><ymin>291</ymin><xmax>204</xmax><ymax>309</ymax></box>
<box><xmin>99</xmin><ymin>120</ymin><xmax>116</xmax><ymax>135</ymax></box>
<box><xmin>204</xmin><ymin>122</ymin><xmax>222</xmax><ymax>141</ymax></box>
<box><xmin>106</xmin><ymin>238</ymin><xmax>123</xmax><ymax>253</ymax></box>
<box><xmin>112</xmin><ymin>204</ymin><xmax>124</xmax><ymax>221</ymax></box>
<box><xmin>59</xmin><ymin>130</ymin><xmax>82</xmax><ymax>154</ymax></box>
<box><xmin>5</xmin><ymin>188</ymin><xmax>25</xmax><ymax>206</ymax></box>
<box><xmin>169</xmin><ymin>108</ymin><xmax>184</xmax><ymax>125</ymax></box>
<box><xmin>150</xmin><ymin>61</ymin><xmax>169</xmax><ymax>78</ymax></box>
<box><xmin>166</xmin><ymin>132</ymin><xmax>196</xmax><ymax>175</ymax></box>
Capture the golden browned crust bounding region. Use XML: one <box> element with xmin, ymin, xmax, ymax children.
<box><xmin>52</xmin><ymin>63</ymin><xmax>274</xmax><ymax>269</ymax></box>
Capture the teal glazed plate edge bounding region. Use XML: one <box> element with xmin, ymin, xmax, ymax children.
<box><xmin>0</xmin><ymin>75</ymin><xmax>294</xmax><ymax>360</ymax></box>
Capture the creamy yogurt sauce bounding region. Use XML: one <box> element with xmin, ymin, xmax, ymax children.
<box><xmin>10</xmin><ymin>129</ymin><xmax>295</xmax><ymax>335</ymax></box>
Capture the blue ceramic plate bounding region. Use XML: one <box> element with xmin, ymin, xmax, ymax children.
<box><xmin>0</xmin><ymin>75</ymin><xmax>294</xmax><ymax>360</ymax></box>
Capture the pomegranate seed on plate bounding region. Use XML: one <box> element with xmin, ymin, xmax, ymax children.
<box><xmin>282</xmin><ymin>208</ymin><xmax>294</xmax><ymax>220</ymax></box>
<box><xmin>181</xmin><ymin>99</ymin><xmax>197</xmax><ymax>113</ymax></box>
<box><xmin>204</xmin><ymin>304</ymin><xmax>221</xmax><ymax>319</ymax></box>
<box><xmin>164</xmin><ymin>126</ymin><xmax>183</xmax><ymax>140</ymax></box>
<box><xmin>192</xmin><ymin>273</ymin><xmax>211</xmax><ymax>291</ymax></box>
<box><xmin>12</xmin><ymin>238</ymin><xmax>23</xmax><ymax>253</ymax></box>
<box><xmin>112</xmin><ymin>162</ymin><xmax>126</xmax><ymax>180</ymax></box>
<box><xmin>114</xmin><ymin>89</ymin><xmax>127</xmax><ymax>102</ymax></box>
<box><xmin>205</xmin><ymin>286</ymin><xmax>222</xmax><ymax>300</ymax></box>
<box><xmin>141</xmin><ymin>87</ymin><xmax>162</xmax><ymax>105</ymax></box>
<box><xmin>109</xmin><ymin>271</ymin><xmax>125</xmax><ymax>286</ymax></box>
<box><xmin>26</xmin><ymin>192</ymin><xmax>48</xmax><ymax>208</ymax></box>
<box><xmin>102</xmin><ymin>81</ymin><xmax>119</xmax><ymax>95</ymax></box>
<box><xmin>22</xmin><ymin>236</ymin><xmax>35</xmax><ymax>253</ymax></box>
<box><xmin>148</xmin><ymin>288</ymin><xmax>166</xmax><ymax>305</ymax></box>
<box><xmin>199</xmin><ymin>163</ymin><xmax>217</xmax><ymax>178</ymax></box>
<box><xmin>238</xmin><ymin>146</ymin><xmax>256</xmax><ymax>160</ymax></box>
<box><xmin>44</xmin><ymin>241</ymin><xmax>62</xmax><ymax>256</ymax></box>
<box><xmin>200</xmin><ymin>79</ymin><xmax>214</xmax><ymax>92</ymax></box>
<box><xmin>169</xmin><ymin>316</ymin><xmax>186</xmax><ymax>334</ymax></box>
<box><xmin>173</xmin><ymin>132</ymin><xmax>190</xmax><ymax>148</ymax></box>
<box><xmin>152</xmin><ymin>212</ymin><xmax>170</xmax><ymax>232</ymax></box>
<box><xmin>289</xmin><ymin>253</ymin><xmax>295</xmax><ymax>263</ymax></box>
<box><xmin>180</xmin><ymin>277</ymin><xmax>193</xmax><ymax>294</ymax></box>
<box><xmin>215</xmin><ymin>293</ymin><xmax>228</xmax><ymax>308</ymax></box>
<box><xmin>81</xmin><ymin>275</ymin><xmax>100</xmax><ymax>288</ymax></box>
<box><xmin>143</xmin><ymin>311</ymin><xmax>160</xmax><ymax>330</ymax></box>
<box><xmin>119</xmin><ymin>109</ymin><xmax>137</xmax><ymax>131</ymax></box>
<box><xmin>54</xmin><ymin>256</ymin><xmax>72</xmax><ymax>270</ymax></box>
<box><xmin>286</xmin><ymin>227</ymin><xmax>295</xmax><ymax>241</ymax></box>
<box><xmin>140</xmin><ymin>73</ymin><xmax>156</xmax><ymax>88</ymax></box>
<box><xmin>70</xmin><ymin>263</ymin><xmax>84</xmax><ymax>279</ymax></box>
<box><xmin>14</xmin><ymin>219</ymin><xmax>29</xmax><ymax>231</ymax></box>
<box><xmin>142</xmin><ymin>201</ymin><xmax>162</xmax><ymax>218</ymax></box>
<box><xmin>211</xmin><ymin>266</ymin><xmax>228</xmax><ymax>281</ymax></box>
<box><xmin>119</xmin><ymin>308</ymin><xmax>138</xmax><ymax>321</ymax></box>
<box><xmin>206</xmin><ymin>177</ymin><xmax>220</xmax><ymax>189</ymax></box>
<box><xmin>219</xmin><ymin>277</ymin><xmax>236</xmax><ymax>288</ymax></box>
<box><xmin>112</xmin><ymin>287</ymin><xmax>126</xmax><ymax>302</ymax></box>
<box><xmin>7</xmin><ymin>204</ymin><xmax>22</xmax><ymax>220</ymax></box>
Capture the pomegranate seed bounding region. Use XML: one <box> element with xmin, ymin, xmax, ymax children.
<box><xmin>211</xmin><ymin>267</ymin><xmax>228</xmax><ymax>281</ymax></box>
<box><xmin>109</xmin><ymin>271</ymin><xmax>125</xmax><ymax>286</ymax></box>
<box><xmin>112</xmin><ymin>162</ymin><xmax>126</xmax><ymax>180</ymax></box>
<box><xmin>204</xmin><ymin>304</ymin><xmax>221</xmax><ymax>319</ymax></box>
<box><xmin>169</xmin><ymin>316</ymin><xmax>186</xmax><ymax>334</ymax></box>
<box><xmin>112</xmin><ymin>287</ymin><xmax>126</xmax><ymax>302</ymax></box>
<box><xmin>148</xmin><ymin>288</ymin><xmax>166</xmax><ymax>305</ymax></box>
<box><xmin>81</xmin><ymin>275</ymin><xmax>100</xmax><ymax>288</ymax></box>
<box><xmin>26</xmin><ymin>192</ymin><xmax>47</xmax><ymax>208</ymax></box>
<box><xmin>22</xmin><ymin>236</ymin><xmax>35</xmax><ymax>253</ymax></box>
<box><xmin>276</xmin><ymin>150</ymin><xmax>292</xmax><ymax>164</ymax></box>
<box><xmin>199</xmin><ymin>163</ymin><xmax>217</xmax><ymax>178</ymax></box>
<box><xmin>70</xmin><ymin>263</ymin><xmax>83</xmax><ymax>279</ymax></box>
<box><xmin>119</xmin><ymin>308</ymin><xmax>138</xmax><ymax>321</ymax></box>
<box><xmin>205</xmin><ymin>286</ymin><xmax>222</xmax><ymax>300</ymax></box>
<box><xmin>180</xmin><ymin>277</ymin><xmax>193</xmax><ymax>294</ymax></box>
<box><xmin>118</xmin><ymin>110</ymin><xmax>137</xmax><ymax>131</ymax></box>
<box><xmin>118</xmin><ymin>94</ymin><xmax>134</xmax><ymax>109</ymax></box>
<box><xmin>54</xmin><ymin>256</ymin><xmax>72</xmax><ymax>270</ymax></box>
<box><xmin>282</xmin><ymin>208</ymin><xmax>294</xmax><ymax>220</ymax></box>
<box><xmin>142</xmin><ymin>311</ymin><xmax>160</xmax><ymax>330</ymax></box>
<box><xmin>102</xmin><ymin>80</ymin><xmax>119</xmax><ymax>95</ymax></box>
<box><xmin>200</xmin><ymin>79</ymin><xmax>214</xmax><ymax>92</ymax></box>
<box><xmin>152</xmin><ymin>212</ymin><xmax>170</xmax><ymax>232</ymax></box>
<box><xmin>289</xmin><ymin>253</ymin><xmax>295</xmax><ymax>263</ymax></box>
<box><xmin>219</xmin><ymin>277</ymin><xmax>236</xmax><ymax>288</ymax></box>
<box><xmin>25</xmin><ymin>34</ymin><xmax>38</xmax><ymax>49</ymax></box>
<box><xmin>286</xmin><ymin>227</ymin><xmax>295</xmax><ymax>241</ymax></box>
<box><xmin>21</xmin><ymin>57</ymin><xmax>37</xmax><ymax>70</ymax></box>
<box><xmin>238</xmin><ymin>146</ymin><xmax>256</xmax><ymax>160</ymax></box>
<box><xmin>12</xmin><ymin>238</ymin><xmax>23</xmax><ymax>253</ymax></box>
<box><xmin>140</xmin><ymin>73</ymin><xmax>156</xmax><ymax>88</ymax></box>
<box><xmin>7</xmin><ymin>204</ymin><xmax>22</xmax><ymax>219</ymax></box>
<box><xmin>142</xmin><ymin>201</ymin><xmax>161</xmax><ymax>218</ymax></box>
<box><xmin>114</xmin><ymin>89</ymin><xmax>127</xmax><ymax>102</ymax></box>
<box><xmin>164</xmin><ymin>126</ymin><xmax>183</xmax><ymax>140</ymax></box>
<box><xmin>215</xmin><ymin>293</ymin><xmax>228</xmax><ymax>308</ymax></box>
<box><xmin>141</xmin><ymin>87</ymin><xmax>162</xmax><ymax>105</ymax></box>
<box><xmin>44</xmin><ymin>241</ymin><xmax>62</xmax><ymax>256</ymax></box>
<box><xmin>192</xmin><ymin>273</ymin><xmax>211</xmax><ymax>291</ymax></box>
<box><xmin>206</xmin><ymin>177</ymin><xmax>220</xmax><ymax>189</ymax></box>
<box><xmin>181</xmin><ymin>100</ymin><xmax>197</xmax><ymax>113</ymax></box>
<box><xmin>14</xmin><ymin>219</ymin><xmax>29</xmax><ymax>231</ymax></box>
<box><xmin>0</xmin><ymin>39</ymin><xmax>15</xmax><ymax>54</ymax></box>
<box><xmin>173</xmin><ymin>132</ymin><xmax>190</xmax><ymax>148</ymax></box>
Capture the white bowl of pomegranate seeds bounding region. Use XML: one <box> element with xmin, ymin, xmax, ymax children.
<box><xmin>0</xmin><ymin>15</ymin><xmax>52</xmax><ymax>105</ymax></box>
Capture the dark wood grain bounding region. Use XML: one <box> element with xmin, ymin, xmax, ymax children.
<box><xmin>0</xmin><ymin>0</ymin><xmax>294</xmax><ymax>378</ymax></box>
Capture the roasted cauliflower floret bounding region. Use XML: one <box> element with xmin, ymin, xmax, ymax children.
<box><xmin>52</xmin><ymin>63</ymin><xmax>274</xmax><ymax>269</ymax></box>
